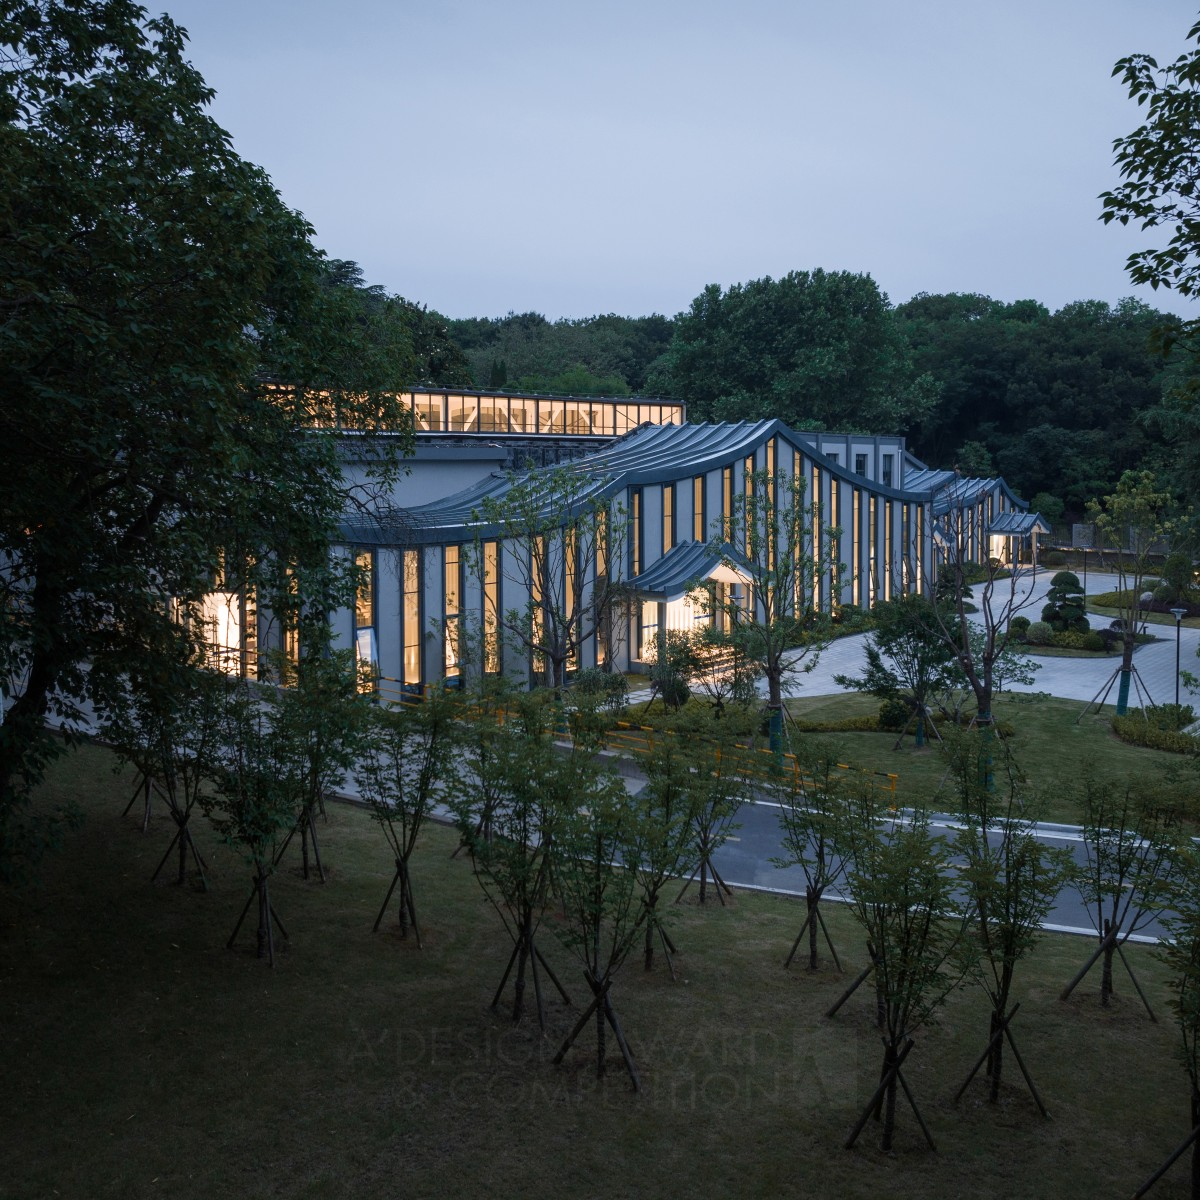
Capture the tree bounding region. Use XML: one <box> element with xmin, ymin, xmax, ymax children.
<box><xmin>717</xmin><ymin>468</ymin><xmax>840</xmax><ymax>756</ymax></box>
<box><xmin>834</xmin><ymin>593</ymin><xmax>963</xmax><ymax>748</ymax></box>
<box><xmin>1041</xmin><ymin>570</ymin><xmax>1088</xmax><ymax>632</ymax></box>
<box><xmin>1086</xmin><ymin>469</ymin><xmax>1181</xmax><ymax>714</ymax></box>
<box><xmin>921</xmin><ymin>500</ymin><xmax>1040</xmax><ymax>783</ymax></box>
<box><xmin>1101</xmin><ymin>15</ymin><xmax>1200</xmax><ymax>307</ymax></box>
<box><xmin>771</xmin><ymin>738</ymin><xmax>851</xmax><ymax>971</ymax></box>
<box><xmin>202</xmin><ymin>679</ymin><xmax>302</xmax><ymax>966</ymax></box>
<box><xmin>471</xmin><ymin>465</ymin><xmax>630</xmax><ymax>691</ymax></box>
<box><xmin>0</xmin><ymin>1</ymin><xmax>415</xmax><ymax>879</ymax></box>
<box><xmin>835</xmin><ymin>788</ymin><xmax>967</xmax><ymax>1153</ymax></box>
<box><xmin>451</xmin><ymin>687</ymin><xmax>571</xmax><ymax>1026</ymax></box>
<box><xmin>1143</xmin><ymin>840</ymin><xmax>1200</xmax><ymax>1200</ymax></box>
<box><xmin>660</xmin><ymin>271</ymin><xmax>936</xmax><ymax>434</ymax></box>
<box><xmin>628</xmin><ymin>729</ymin><xmax>706</xmax><ymax>975</ymax></box>
<box><xmin>102</xmin><ymin>654</ymin><xmax>225</xmax><ymax>888</ymax></box>
<box><xmin>269</xmin><ymin>595</ymin><xmax>372</xmax><ymax>882</ymax></box>
<box><xmin>356</xmin><ymin>687</ymin><xmax>460</xmax><ymax>943</ymax></box>
<box><xmin>548</xmin><ymin>700</ymin><xmax>645</xmax><ymax>1088</ymax></box>
<box><xmin>1063</xmin><ymin>772</ymin><xmax>1183</xmax><ymax>1013</ymax></box>
<box><xmin>944</xmin><ymin>730</ymin><xmax>1070</xmax><ymax>1113</ymax></box>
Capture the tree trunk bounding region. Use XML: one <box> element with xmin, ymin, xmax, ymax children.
<box><xmin>397</xmin><ymin>858</ymin><xmax>410</xmax><ymax>936</ymax></box>
<box><xmin>177</xmin><ymin>821</ymin><xmax>188</xmax><ymax>886</ymax></box>
<box><xmin>300</xmin><ymin>815</ymin><xmax>311</xmax><ymax>879</ymax></box>
<box><xmin>1116</xmin><ymin>637</ymin><xmax>1135</xmax><ymax>716</ymax></box>
<box><xmin>644</xmin><ymin>894</ymin><xmax>657</xmax><ymax>970</ymax></box>
<box><xmin>513</xmin><ymin>922</ymin><xmax>530</xmax><ymax>1022</ymax></box>
<box><xmin>767</xmin><ymin>673</ymin><xmax>784</xmax><ymax>759</ymax></box>
<box><xmin>256</xmin><ymin>870</ymin><xmax>269</xmax><ymax>960</ymax></box>
<box><xmin>881</xmin><ymin>1040</ymin><xmax>900</xmax><ymax>1152</ymax></box>
<box><xmin>1101</xmin><ymin>919</ymin><xmax>1115</xmax><ymax>1006</ymax></box>
<box><xmin>1191</xmin><ymin>1084</ymin><xmax>1200</xmax><ymax>1200</ymax></box>
<box><xmin>806</xmin><ymin>885</ymin><xmax>821</xmax><ymax>971</ymax></box>
<box><xmin>595</xmin><ymin>983</ymin><xmax>606</xmax><ymax>1078</ymax></box>
<box><xmin>987</xmin><ymin>1008</ymin><xmax>1004</xmax><ymax>1102</ymax></box>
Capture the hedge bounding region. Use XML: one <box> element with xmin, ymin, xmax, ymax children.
<box><xmin>794</xmin><ymin>713</ymin><xmax>1015</xmax><ymax>738</ymax></box>
<box><xmin>1110</xmin><ymin>715</ymin><xmax>1200</xmax><ymax>755</ymax></box>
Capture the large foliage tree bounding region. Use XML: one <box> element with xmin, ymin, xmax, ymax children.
<box><xmin>0</xmin><ymin>1</ymin><xmax>414</xmax><ymax>878</ymax></box>
<box><xmin>659</xmin><ymin>270</ymin><xmax>936</xmax><ymax>433</ymax></box>
<box><xmin>898</xmin><ymin>293</ymin><xmax>1170</xmax><ymax>511</ymax></box>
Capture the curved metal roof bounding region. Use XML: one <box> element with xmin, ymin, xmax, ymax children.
<box><xmin>352</xmin><ymin>420</ymin><xmax>1032</xmax><ymax>547</ymax></box>
<box><xmin>632</xmin><ymin>540</ymin><xmax>754</xmax><ymax>600</ymax></box>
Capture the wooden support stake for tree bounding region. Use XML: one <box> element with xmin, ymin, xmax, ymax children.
<box><xmin>952</xmin><ymin>1002</ymin><xmax>1048</xmax><ymax>1116</ymax></box>
<box><xmin>1116</xmin><ymin>940</ymin><xmax>1159</xmax><ymax>1023</ymax></box>
<box><xmin>826</xmin><ymin>962</ymin><xmax>874</xmax><ymax>1019</ymax></box>
<box><xmin>1133</xmin><ymin>1124</ymin><xmax>1200</xmax><ymax>1199</ymax></box>
<box><xmin>553</xmin><ymin>974</ymin><xmax>640</xmax><ymax>1091</ymax></box>
<box><xmin>844</xmin><ymin>1038</ymin><xmax>915</xmax><ymax>1150</ymax></box>
<box><xmin>1060</xmin><ymin>926</ymin><xmax>1117</xmax><ymax>1001</ymax></box>
<box><xmin>372</xmin><ymin>857</ymin><xmax>421</xmax><ymax>945</ymax></box>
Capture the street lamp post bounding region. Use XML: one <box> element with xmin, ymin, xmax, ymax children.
<box><xmin>1170</xmin><ymin>606</ymin><xmax>1188</xmax><ymax>709</ymax></box>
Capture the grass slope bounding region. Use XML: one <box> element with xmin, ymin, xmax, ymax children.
<box><xmin>0</xmin><ymin>744</ymin><xmax>1196</xmax><ymax>1198</ymax></box>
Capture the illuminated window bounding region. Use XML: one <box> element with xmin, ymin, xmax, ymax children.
<box><xmin>663</xmin><ymin>483</ymin><xmax>675</xmax><ymax>555</ymax></box>
<box><xmin>354</xmin><ymin>549</ymin><xmax>378</xmax><ymax>689</ymax></box>
<box><xmin>448</xmin><ymin>395</ymin><xmax>478</xmax><ymax>432</ymax></box>
<box><xmin>868</xmin><ymin>495</ymin><xmax>878</xmax><ymax>604</ymax></box>
<box><xmin>444</xmin><ymin>545</ymin><xmax>462</xmax><ymax>678</ymax></box>
<box><xmin>884</xmin><ymin>502</ymin><xmax>894</xmax><ymax>600</ymax></box>
<box><xmin>638</xmin><ymin>600</ymin><xmax>661</xmax><ymax>660</ymax></box>
<box><xmin>693</xmin><ymin>475</ymin><xmax>704</xmax><ymax>542</ymax></box>
<box><xmin>852</xmin><ymin>489</ymin><xmax>861</xmax><ymax>606</ymax></box>
<box><xmin>483</xmin><ymin>540</ymin><xmax>500</xmax><ymax>674</ymax></box>
<box><xmin>722</xmin><ymin>467</ymin><xmax>733</xmax><ymax>540</ymax></box>
<box><xmin>744</xmin><ymin>456</ymin><xmax>755</xmax><ymax>557</ymax></box>
<box><xmin>631</xmin><ymin>488</ymin><xmax>643</xmax><ymax>575</ymax></box>
<box><xmin>402</xmin><ymin>549</ymin><xmax>421</xmax><ymax>689</ymax></box>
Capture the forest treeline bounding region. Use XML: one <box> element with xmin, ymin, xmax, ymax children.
<box><xmin>352</xmin><ymin>261</ymin><xmax>1197</xmax><ymax>522</ymax></box>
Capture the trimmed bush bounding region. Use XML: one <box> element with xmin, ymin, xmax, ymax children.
<box><xmin>1144</xmin><ymin>703</ymin><xmax>1197</xmax><ymax>732</ymax></box>
<box><xmin>1111</xmin><ymin>714</ymin><xmax>1200</xmax><ymax>755</ymax></box>
<box><xmin>1042</xmin><ymin>550</ymin><xmax>1066</xmax><ymax>566</ymax></box>
<box><xmin>1009</xmin><ymin>615</ymin><xmax>1031</xmax><ymax>634</ymax></box>
<box><xmin>1081</xmin><ymin>631</ymin><xmax>1106</xmax><ymax>652</ymax></box>
<box><xmin>1153</xmin><ymin>583</ymin><xmax>1177</xmax><ymax>605</ymax></box>
<box><xmin>878</xmin><ymin>697</ymin><xmax>910</xmax><ymax>731</ymax></box>
<box><xmin>572</xmin><ymin>668</ymin><xmax>629</xmax><ymax>715</ymax></box>
<box><xmin>1026</xmin><ymin>620</ymin><xmax>1054</xmax><ymax>645</ymax></box>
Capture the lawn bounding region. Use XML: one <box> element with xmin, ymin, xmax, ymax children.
<box><xmin>1</xmin><ymin>743</ymin><xmax>1197</xmax><ymax>1199</ymax></box>
<box><xmin>678</xmin><ymin>692</ymin><xmax>1198</xmax><ymax>823</ymax></box>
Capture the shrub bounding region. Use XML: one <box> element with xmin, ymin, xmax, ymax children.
<box><xmin>1009</xmin><ymin>615</ymin><xmax>1031</xmax><ymax>634</ymax></box>
<box><xmin>1162</xmin><ymin>550</ymin><xmax>1195</xmax><ymax>597</ymax></box>
<box><xmin>1153</xmin><ymin>583</ymin><xmax>1177</xmax><ymax>605</ymax></box>
<box><xmin>878</xmin><ymin>697</ymin><xmax>910</xmax><ymax>731</ymax></box>
<box><xmin>572</xmin><ymin>668</ymin><xmax>629</xmax><ymax>715</ymax></box>
<box><xmin>1144</xmin><ymin>703</ymin><xmax>1197</xmax><ymax>732</ymax></box>
<box><xmin>1052</xmin><ymin>630</ymin><xmax>1087</xmax><ymax>649</ymax></box>
<box><xmin>1026</xmin><ymin>621</ymin><xmax>1054</xmax><ymax>645</ymax></box>
<box><xmin>1111</xmin><ymin>714</ymin><xmax>1200</xmax><ymax>755</ymax></box>
<box><xmin>1081</xmin><ymin>631</ymin><xmax>1106</xmax><ymax>652</ymax></box>
<box><xmin>1042</xmin><ymin>550</ymin><xmax>1066</xmax><ymax>566</ymax></box>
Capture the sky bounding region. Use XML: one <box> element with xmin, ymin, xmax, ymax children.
<box><xmin>159</xmin><ymin>0</ymin><xmax>1198</xmax><ymax>322</ymax></box>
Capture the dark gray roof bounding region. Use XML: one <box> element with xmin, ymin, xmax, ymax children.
<box><xmin>989</xmin><ymin>510</ymin><xmax>1051</xmax><ymax>536</ymax></box>
<box><xmin>632</xmin><ymin>540</ymin><xmax>754</xmax><ymax>600</ymax></box>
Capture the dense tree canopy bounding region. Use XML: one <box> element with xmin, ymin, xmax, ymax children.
<box><xmin>449</xmin><ymin>311</ymin><xmax>672</xmax><ymax>395</ymax></box>
<box><xmin>0</xmin><ymin>0</ymin><xmax>414</xmax><ymax>877</ymax></box>
<box><xmin>651</xmin><ymin>269</ymin><xmax>936</xmax><ymax>434</ymax></box>
<box><xmin>898</xmin><ymin>293</ymin><xmax>1174</xmax><ymax>510</ymax></box>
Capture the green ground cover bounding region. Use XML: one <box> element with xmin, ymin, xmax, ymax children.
<box><xmin>0</xmin><ymin>744</ymin><xmax>1195</xmax><ymax>1199</ymax></box>
<box><xmin>780</xmin><ymin>693</ymin><xmax>1194</xmax><ymax>821</ymax></box>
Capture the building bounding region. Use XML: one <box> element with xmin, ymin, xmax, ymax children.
<box><xmin>294</xmin><ymin>389</ymin><xmax>1047</xmax><ymax>699</ymax></box>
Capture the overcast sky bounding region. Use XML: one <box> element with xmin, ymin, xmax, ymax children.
<box><xmin>160</xmin><ymin>0</ymin><xmax>1197</xmax><ymax>322</ymax></box>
